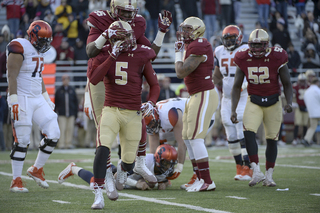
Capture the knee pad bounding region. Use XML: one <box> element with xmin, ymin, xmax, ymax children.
<box><xmin>121</xmin><ymin>161</ymin><xmax>134</xmax><ymax>172</ymax></box>
<box><xmin>189</xmin><ymin>139</ymin><xmax>208</xmax><ymax>160</ymax></box>
<box><xmin>224</xmin><ymin>125</ymin><xmax>238</xmax><ymax>141</ymax></box>
<box><xmin>228</xmin><ymin>140</ymin><xmax>241</xmax><ymax>156</ymax></box>
<box><xmin>39</xmin><ymin>138</ymin><xmax>58</xmax><ymax>154</ymax></box>
<box><xmin>10</xmin><ymin>142</ymin><xmax>28</xmax><ymax>161</ymax></box>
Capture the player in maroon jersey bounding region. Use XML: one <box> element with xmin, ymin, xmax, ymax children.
<box><xmin>87</xmin><ymin>21</ymin><xmax>160</xmax><ymax>209</ymax></box>
<box><xmin>84</xmin><ymin>0</ymin><xmax>172</xmax><ymax>187</ymax></box>
<box><xmin>292</xmin><ymin>73</ymin><xmax>309</xmax><ymax>145</ymax></box>
<box><xmin>174</xmin><ymin>17</ymin><xmax>219</xmax><ymax>192</ymax></box>
<box><xmin>231</xmin><ymin>29</ymin><xmax>293</xmax><ymax>187</ymax></box>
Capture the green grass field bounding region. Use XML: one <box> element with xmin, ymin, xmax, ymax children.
<box><xmin>0</xmin><ymin>145</ymin><xmax>319</xmax><ymax>213</ymax></box>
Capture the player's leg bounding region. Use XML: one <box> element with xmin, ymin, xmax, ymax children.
<box><xmin>58</xmin><ymin>162</ymin><xmax>94</xmax><ymax>186</ymax></box>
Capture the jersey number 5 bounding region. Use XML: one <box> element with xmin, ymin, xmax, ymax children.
<box><xmin>248</xmin><ymin>67</ymin><xmax>270</xmax><ymax>84</ymax></box>
<box><xmin>221</xmin><ymin>58</ymin><xmax>235</xmax><ymax>76</ymax></box>
<box><xmin>115</xmin><ymin>62</ymin><xmax>128</xmax><ymax>85</ymax></box>
<box><xmin>31</xmin><ymin>57</ymin><xmax>44</xmax><ymax>77</ymax></box>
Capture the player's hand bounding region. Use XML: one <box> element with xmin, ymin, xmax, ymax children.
<box><xmin>158</xmin><ymin>10</ymin><xmax>172</xmax><ymax>33</ymax></box>
<box><xmin>140</xmin><ymin>101</ymin><xmax>155</xmax><ymax>117</ymax></box>
<box><xmin>230</xmin><ymin>112</ymin><xmax>238</xmax><ymax>124</ymax></box>
<box><xmin>84</xmin><ymin>92</ymin><xmax>93</xmax><ymax>120</ymax></box>
<box><xmin>158</xmin><ymin>181</ymin><xmax>171</xmax><ymax>190</ymax></box>
<box><xmin>111</xmin><ymin>40</ymin><xmax>125</xmax><ymax>59</ymax></box>
<box><xmin>42</xmin><ymin>91</ymin><xmax>55</xmax><ymax>110</ymax></box>
<box><xmin>46</xmin><ymin>99</ymin><xmax>55</xmax><ymax>111</ymax></box>
<box><xmin>166</xmin><ymin>163</ymin><xmax>183</xmax><ymax>180</ymax></box>
<box><xmin>175</xmin><ymin>41</ymin><xmax>184</xmax><ymax>52</ymax></box>
<box><xmin>284</xmin><ymin>104</ymin><xmax>293</xmax><ymax>113</ymax></box>
<box><xmin>9</xmin><ymin>94</ymin><xmax>20</xmax><ymax>121</ymax></box>
<box><xmin>136</xmin><ymin>179</ymin><xmax>151</xmax><ymax>190</ymax></box>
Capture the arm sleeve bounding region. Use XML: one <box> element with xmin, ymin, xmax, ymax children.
<box><xmin>87</xmin><ymin>55</ymin><xmax>115</xmax><ymax>85</ymax></box>
<box><xmin>87</xmin><ymin>27</ymin><xmax>102</xmax><ymax>44</ymax></box>
<box><xmin>143</xmin><ymin>61</ymin><xmax>160</xmax><ymax>105</ymax></box>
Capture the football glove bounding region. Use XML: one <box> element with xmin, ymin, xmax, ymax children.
<box><xmin>175</xmin><ymin>41</ymin><xmax>184</xmax><ymax>52</ymax></box>
<box><xmin>135</xmin><ymin>179</ymin><xmax>151</xmax><ymax>191</ymax></box>
<box><xmin>9</xmin><ymin>94</ymin><xmax>20</xmax><ymax>121</ymax></box>
<box><xmin>84</xmin><ymin>92</ymin><xmax>93</xmax><ymax>120</ymax></box>
<box><xmin>166</xmin><ymin>163</ymin><xmax>183</xmax><ymax>180</ymax></box>
<box><xmin>42</xmin><ymin>91</ymin><xmax>55</xmax><ymax>110</ymax></box>
<box><xmin>158</xmin><ymin>10</ymin><xmax>172</xmax><ymax>33</ymax></box>
<box><xmin>140</xmin><ymin>101</ymin><xmax>156</xmax><ymax>118</ymax></box>
<box><xmin>110</xmin><ymin>40</ymin><xmax>125</xmax><ymax>59</ymax></box>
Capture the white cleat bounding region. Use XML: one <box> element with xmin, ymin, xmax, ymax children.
<box><xmin>27</xmin><ymin>166</ymin><xmax>49</xmax><ymax>188</ymax></box>
<box><xmin>58</xmin><ymin>162</ymin><xmax>76</xmax><ymax>184</ymax></box>
<box><xmin>263</xmin><ymin>168</ymin><xmax>276</xmax><ymax>187</ymax></box>
<box><xmin>105</xmin><ymin>167</ymin><xmax>118</xmax><ymax>201</ymax></box>
<box><xmin>187</xmin><ymin>178</ymin><xmax>204</xmax><ymax>192</ymax></box>
<box><xmin>248</xmin><ymin>163</ymin><xmax>265</xmax><ymax>187</ymax></box>
<box><xmin>10</xmin><ymin>177</ymin><xmax>28</xmax><ymax>193</ymax></box>
<box><xmin>133</xmin><ymin>156</ymin><xmax>157</xmax><ymax>184</ymax></box>
<box><xmin>180</xmin><ymin>173</ymin><xmax>197</xmax><ymax>190</ymax></box>
<box><xmin>91</xmin><ymin>185</ymin><xmax>105</xmax><ymax>210</ymax></box>
<box><xmin>115</xmin><ymin>160</ymin><xmax>127</xmax><ymax>191</ymax></box>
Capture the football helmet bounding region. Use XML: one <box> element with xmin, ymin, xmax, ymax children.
<box><xmin>144</xmin><ymin>105</ymin><xmax>160</xmax><ymax>134</ymax></box>
<box><xmin>176</xmin><ymin>17</ymin><xmax>205</xmax><ymax>44</ymax></box>
<box><xmin>154</xmin><ymin>144</ymin><xmax>178</xmax><ymax>176</ymax></box>
<box><xmin>298</xmin><ymin>73</ymin><xmax>307</xmax><ymax>81</ymax></box>
<box><xmin>248</xmin><ymin>29</ymin><xmax>269</xmax><ymax>58</ymax></box>
<box><xmin>221</xmin><ymin>25</ymin><xmax>243</xmax><ymax>51</ymax></box>
<box><xmin>110</xmin><ymin>0</ymin><xmax>138</xmax><ymax>23</ymax></box>
<box><xmin>27</xmin><ymin>20</ymin><xmax>52</xmax><ymax>53</ymax></box>
<box><xmin>108</xmin><ymin>20</ymin><xmax>136</xmax><ymax>51</ymax></box>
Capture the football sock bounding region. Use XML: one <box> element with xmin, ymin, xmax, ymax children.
<box><xmin>266</xmin><ymin>139</ymin><xmax>277</xmax><ymax>166</ymax></box>
<box><xmin>12</xmin><ymin>160</ymin><xmax>24</xmax><ymax>179</ymax></box>
<box><xmin>244</xmin><ymin>131</ymin><xmax>258</xmax><ymax>156</ymax></box>
<box><xmin>34</xmin><ymin>151</ymin><xmax>50</xmax><ymax>169</ymax></box>
<box><xmin>192</xmin><ymin>162</ymin><xmax>200</xmax><ymax>179</ymax></box>
<box><xmin>78</xmin><ymin>169</ymin><xmax>94</xmax><ymax>185</ymax></box>
<box><xmin>93</xmin><ymin>146</ymin><xmax>109</xmax><ymax>185</ymax></box>
<box><xmin>197</xmin><ymin>161</ymin><xmax>212</xmax><ymax>184</ymax></box>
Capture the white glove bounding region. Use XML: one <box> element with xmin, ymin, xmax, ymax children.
<box><xmin>167</xmin><ymin>163</ymin><xmax>183</xmax><ymax>180</ymax></box>
<box><xmin>42</xmin><ymin>91</ymin><xmax>55</xmax><ymax>110</ymax></box>
<box><xmin>241</xmin><ymin>82</ymin><xmax>248</xmax><ymax>91</ymax></box>
<box><xmin>9</xmin><ymin>94</ymin><xmax>20</xmax><ymax>121</ymax></box>
<box><xmin>174</xmin><ymin>41</ymin><xmax>184</xmax><ymax>52</ymax></box>
<box><xmin>140</xmin><ymin>101</ymin><xmax>155</xmax><ymax>118</ymax></box>
<box><xmin>111</xmin><ymin>40</ymin><xmax>125</xmax><ymax>59</ymax></box>
<box><xmin>84</xmin><ymin>91</ymin><xmax>93</xmax><ymax>120</ymax></box>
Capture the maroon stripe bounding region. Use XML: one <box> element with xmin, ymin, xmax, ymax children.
<box><xmin>97</xmin><ymin>117</ymin><xmax>101</xmax><ymax>147</ymax></box>
<box><xmin>255</xmin><ymin>30</ymin><xmax>259</xmax><ymax>38</ymax></box>
<box><xmin>129</xmin><ymin>0</ymin><xmax>131</xmax><ymax>5</ymax></box>
<box><xmin>192</xmin><ymin>92</ymin><xmax>204</xmax><ymax>139</ymax></box>
<box><xmin>118</xmin><ymin>21</ymin><xmax>123</xmax><ymax>28</ymax></box>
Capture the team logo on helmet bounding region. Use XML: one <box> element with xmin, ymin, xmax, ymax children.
<box><xmin>154</xmin><ymin>144</ymin><xmax>178</xmax><ymax>176</ymax></box>
<box><xmin>27</xmin><ymin>20</ymin><xmax>52</xmax><ymax>53</ymax></box>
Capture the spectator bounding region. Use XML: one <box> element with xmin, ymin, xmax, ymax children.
<box><xmin>1</xmin><ymin>0</ymin><xmax>25</xmax><ymax>37</ymax></box>
<box><xmin>160</xmin><ymin>0</ymin><xmax>177</xmax><ymax>42</ymax></box>
<box><xmin>275</xmin><ymin>0</ymin><xmax>288</xmax><ymax>28</ymax></box>
<box><xmin>145</xmin><ymin>0</ymin><xmax>161</xmax><ymax>41</ymax></box>
<box><xmin>179</xmin><ymin>0</ymin><xmax>198</xmax><ymax>20</ymax></box>
<box><xmin>271</xmin><ymin>18</ymin><xmax>291</xmax><ymax>50</ymax></box>
<box><xmin>55</xmin><ymin>0</ymin><xmax>73</xmax><ymax>30</ymax></box>
<box><xmin>238</xmin><ymin>24</ymin><xmax>249</xmax><ymax>42</ymax></box>
<box><xmin>157</xmin><ymin>76</ymin><xmax>176</xmax><ymax>101</ymax></box>
<box><xmin>24</xmin><ymin>0</ymin><xmax>38</xmax><ymax>21</ymax></box>
<box><xmin>269</xmin><ymin>11</ymin><xmax>283</xmax><ymax>33</ymax></box>
<box><xmin>19</xmin><ymin>14</ymin><xmax>31</xmax><ymax>37</ymax></box>
<box><xmin>55</xmin><ymin>74</ymin><xmax>79</xmax><ymax>149</ymax></box>
<box><xmin>70</xmin><ymin>0</ymin><xmax>89</xmax><ymax>24</ymax></box>
<box><xmin>65</xmin><ymin>13</ymin><xmax>79</xmax><ymax>47</ymax></box>
<box><xmin>201</xmin><ymin>0</ymin><xmax>217</xmax><ymax>40</ymax></box>
<box><xmin>56</xmin><ymin>37</ymin><xmax>75</xmax><ymax>61</ymax></box>
<box><xmin>301</xmin><ymin>43</ymin><xmax>320</xmax><ymax>69</ymax></box>
<box><xmin>35</xmin><ymin>0</ymin><xmax>52</xmax><ymax>20</ymax></box>
<box><xmin>256</xmin><ymin>0</ymin><xmax>270</xmax><ymax>31</ymax></box>
<box><xmin>233</xmin><ymin>0</ymin><xmax>241</xmax><ymax>23</ymax></box>
<box><xmin>1</xmin><ymin>25</ymin><xmax>12</xmax><ymax>45</ymax></box>
<box><xmin>0</xmin><ymin>91</ymin><xmax>12</xmax><ymax>151</ymax></box>
<box><xmin>88</xmin><ymin>0</ymin><xmax>107</xmax><ymax>13</ymax></box>
<box><xmin>305</xmin><ymin>11</ymin><xmax>319</xmax><ymax>35</ymax></box>
<box><xmin>74</xmin><ymin>38</ymin><xmax>88</xmax><ymax>61</ymax></box>
<box><xmin>43</xmin><ymin>9</ymin><xmax>57</xmax><ymax>28</ymax></box>
<box><xmin>294</xmin><ymin>0</ymin><xmax>306</xmax><ymax>16</ymax></box>
<box><xmin>0</xmin><ymin>34</ymin><xmax>7</xmax><ymax>53</ymax></box>
<box><xmin>220</xmin><ymin>0</ymin><xmax>233</xmax><ymax>28</ymax></box>
<box><xmin>287</xmin><ymin>43</ymin><xmax>301</xmax><ymax>77</ymax></box>
<box><xmin>295</xmin><ymin>12</ymin><xmax>305</xmax><ymax>39</ymax></box>
<box><xmin>51</xmin><ymin>23</ymin><xmax>66</xmax><ymax>50</ymax></box>
<box><xmin>77</xmin><ymin>19</ymin><xmax>89</xmax><ymax>43</ymax></box>
<box><xmin>301</xmin><ymin>77</ymin><xmax>320</xmax><ymax>146</ymax></box>
<box><xmin>301</xmin><ymin>28</ymin><xmax>320</xmax><ymax>53</ymax></box>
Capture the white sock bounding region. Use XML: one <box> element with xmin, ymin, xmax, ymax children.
<box><xmin>34</xmin><ymin>151</ymin><xmax>50</xmax><ymax>169</ymax></box>
<box><xmin>72</xmin><ymin>166</ymin><xmax>83</xmax><ymax>176</ymax></box>
<box><xmin>12</xmin><ymin>160</ymin><xmax>24</xmax><ymax>179</ymax></box>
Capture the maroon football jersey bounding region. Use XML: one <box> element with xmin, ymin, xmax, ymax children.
<box><xmin>292</xmin><ymin>83</ymin><xmax>309</xmax><ymax>107</ymax></box>
<box><xmin>234</xmin><ymin>46</ymin><xmax>288</xmax><ymax>96</ymax></box>
<box><xmin>86</xmin><ymin>11</ymin><xmax>151</xmax><ymax>47</ymax></box>
<box><xmin>91</xmin><ymin>44</ymin><xmax>157</xmax><ymax>110</ymax></box>
<box><xmin>184</xmin><ymin>38</ymin><xmax>214</xmax><ymax>95</ymax></box>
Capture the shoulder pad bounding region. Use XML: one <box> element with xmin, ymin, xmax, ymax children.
<box><xmin>188</xmin><ymin>38</ymin><xmax>211</xmax><ymax>55</ymax></box>
<box><xmin>7</xmin><ymin>40</ymin><xmax>24</xmax><ymax>55</ymax></box>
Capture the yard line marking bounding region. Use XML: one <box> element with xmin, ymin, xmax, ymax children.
<box><xmin>52</xmin><ymin>200</ymin><xmax>71</xmax><ymax>204</ymax></box>
<box><xmin>310</xmin><ymin>194</ymin><xmax>320</xmax><ymax>196</ymax></box>
<box><xmin>0</xmin><ymin>171</ymin><xmax>232</xmax><ymax>213</ymax></box>
<box><xmin>117</xmin><ymin>198</ymin><xmax>176</xmax><ymax>201</ymax></box>
<box><xmin>225</xmin><ymin>196</ymin><xmax>247</xmax><ymax>200</ymax></box>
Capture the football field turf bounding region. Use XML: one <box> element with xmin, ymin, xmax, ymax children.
<box><xmin>0</xmin><ymin>145</ymin><xmax>319</xmax><ymax>213</ymax></box>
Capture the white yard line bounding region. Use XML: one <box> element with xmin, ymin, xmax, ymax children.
<box><xmin>310</xmin><ymin>194</ymin><xmax>320</xmax><ymax>196</ymax></box>
<box><xmin>225</xmin><ymin>196</ymin><xmax>247</xmax><ymax>200</ymax></box>
<box><xmin>52</xmin><ymin>200</ymin><xmax>71</xmax><ymax>204</ymax></box>
<box><xmin>0</xmin><ymin>171</ymin><xmax>232</xmax><ymax>213</ymax></box>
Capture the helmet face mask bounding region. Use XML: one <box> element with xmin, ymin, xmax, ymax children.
<box><xmin>176</xmin><ymin>17</ymin><xmax>205</xmax><ymax>44</ymax></box>
<box><xmin>27</xmin><ymin>20</ymin><xmax>52</xmax><ymax>53</ymax></box>
<box><xmin>108</xmin><ymin>20</ymin><xmax>136</xmax><ymax>51</ymax></box>
<box><xmin>154</xmin><ymin>144</ymin><xmax>178</xmax><ymax>176</ymax></box>
<box><xmin>110</xmin><ymin>0</ymin><xmax>138</xmax><ymax>23</ymax></box>
<box><xmin>248</xmin><ymin>29</ymin><xmax>269</xmax><ymax>58</ymax></box>
<box><xmin>221</xmin><ymin>25</ymin><xmax>243</xmax><ymax>51</ymax></box>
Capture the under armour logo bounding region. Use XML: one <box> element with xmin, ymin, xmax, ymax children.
<box><xmin>262</xmin><ymin>98</ymin><xmax>268</xmax><ymax>102</ymax></box>
<box><xmin>265</xmin><ymin>59</ymin><xmax>269</xmax><ymax>62</ymax></box>
<box><xmin>247</xmin><ymin>59</ymin><xmax>252</xmax><ymax>61</ymax></box>
<box><xmin>128</xmin><ymin>53</ymin><xmax>133</xmax><ymax>57</ymax></box>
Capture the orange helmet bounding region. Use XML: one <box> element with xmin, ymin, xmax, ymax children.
<box><xmin>221</xmin><ymin>25</ymin><xmax>243</xmax><ymax>51</ymax></box>
<box><xmin>27</xmin><ymin>20</ymin><xmax>52</xmax><ymax>53</ymax></box>
<box><xmin>154</xmin><ymin>144</ymin><xmax>178</xmax><ymax>176</ymax></box>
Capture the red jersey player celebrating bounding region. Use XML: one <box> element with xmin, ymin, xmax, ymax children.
<box><xmin>174</xmin><ymin>17</ymin><xmax>219</xmax><ymax>192</ymax></box>
<box><xmin>87</xmin><ymin>21</ymin><xmax>160</xmax><ymax>209</ymax></box>
<box><xmin>231</xmin><ymin>29</ymin><xmax>293</xmax><ymax>187</ymax></box>
<box><xmin>84</xmin><ymin>0</ymin><xmax>172</xmax><ymax>186</ymax></box>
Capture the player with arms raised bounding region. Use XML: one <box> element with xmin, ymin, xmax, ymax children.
<box><xmin>213</xmin><ymin>25</ymin><xmax>252</xmax><ymax>181</ymax></box>
<box><xmin>231</xmin><ymin>29</ymin><xmax>293</xmax><ymax>187</ymax></box>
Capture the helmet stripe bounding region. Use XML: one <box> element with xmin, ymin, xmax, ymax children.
<box><xmin>118</xmin><ymin>21</ymin><xmax>124</xmax><ymax>28</ymax></box>
<box><xmin>255</xmin><ymin>30</ymin><xmax>259</xmax><ymax>38</ymax></box>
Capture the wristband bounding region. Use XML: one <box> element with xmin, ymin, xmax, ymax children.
<box><xmin>94</xmin><ymin>34</ymin><xmax>107</xmax><ymax>49</ymax></box>
<box><xmin>175</xmin><ymin>52</ymin><xmax>183</xmax><ymax>63</ymax></box>
<box><xmin>9</xmin><ymin>94</ymin><xmax>18</xmax><ymax>104</ymax></box>
<box><xmin>153</xmin><ymin>31</ymin><xmax>165</xmax><ymax>47</ymax></box>
<box><xmin>85</xmin><ymin>91</ymin><xmax>90</xmax><ymax>102</ymax></box>
<box><xmin>42</xmin><ymin>91</ymin><xmax>50</xmax><ymax>101</ymax></box>
<box><xmin>125</xmin><ymin>177</ymin><xmax>138</xmax><ymax>187</ymax></box>
<box><xmin>176</xmin><ymin>163</ymin><xmax>183</xmax><ymax>172</ymax></box>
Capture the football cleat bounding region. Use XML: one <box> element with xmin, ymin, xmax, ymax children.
<box><xmin>301</xmin><ymin>139</ymin><xmax>311</xmax><ymax>147</ymax></box>
<box><xmin>180</xmin><ymin>173</ymin><xmax>197</xmax><ymax>190</ymax></box>
<box><xmin>263</xmin><ymin>168</ymin><xmax>276</xmax><ymax>187</ymax></box>
<box><xmin>27</xmin><ymin>166</ymin><xmax>49</xmax><ymax>188</ymax></box>
<box><xmin>238</xmin><ymin>165</ymin><xmax>252</xmax><ymax>181</ymax></box>
<box><xmin>133</xmin><ymin>156</ymin><xmax>157</xmax><ymax>184</ymax></box>
<box><xmin>234</xmin><ymin>164</ymin><xmax>243</xmax><ymax>180</ymax></box>
<box><xmin>115</xmin><ymin>160</ymin><xmax>127</xmax><ymax>191</ymax></box>
<box><xmin>105</xmin><ymin>167</ymin><xmax>118</xmax><ymax>201</ymax></box>
<box><xmin>199</xmin><ymin>180</ymin><xmax>216</xmax><ymax>192</ymax></box>
<box><xmin>248</xmin><ymin>163</ymin><xmax>265</xmax><ymax>187</ymax></box>
<box><xmin>91</xmin><ymin>184</ymin><xmax>105</xmax><ymax>210</ymax></box>
<box><xmin>58</xmin><ymin>162</ymin><xmax>76</xmax><ymax>184</ymax></box>
<box><xmin>10</xmin><ymin>177</ymin><xmax>28</xmax><ymax>193</ymax></box>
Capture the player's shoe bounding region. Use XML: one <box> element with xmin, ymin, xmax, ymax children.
<box><xmin>105</xmin><ymin>167</ymin><xmax>118</xmax><ymax>201</ymax></box>
<box><xmin>10</xmin><ymin>177</ymin><xmax>28</xmax><ymax>193</ymax></box>
<box><xmin>291</xmin><ymin>139</ymin><xmax>298</xmax><ymax>146</ymax></box>
<box><xmin>133</xmin><ymin>156</ymin><xmax>157</xmax><ymax>184</ymax></box>
<box><xmin>115</xmin><ymin>160</ymin><xmax>127</xmax><ymax>191</ymax></box>
<box><xmin>248</xmin><ymin>163</ymin><xmax>265</xmax><ymax>187</ymax></box>
<box><xmin>91</xmin><ymin>184</ymin><xmax>104</xmax><ymax>210</ymax></box>
<box><xmin>234</xmin><ymin>164</ymin><xmax>243</xmax><ymax>180</ymax></box>
<box><xmin>27</xmin><ymin>166</ymin><xmax>49</xmax><ymax>188</ymax></box>
<box><xmin>180</xmin><ymin>173</ymin><xmax>197</xmax><ymax>190</ymax></box>
<box><xmin>301</xmin><ymin>139</ymin><xmax>311</xmax><ymax>147</ymax></box>
<box><xmin>263</xmin><ymin>168</ymin><xmax>276</xmax><ymax>187</ymax></box>
<box><xmin>238</xmin><ymin>165</ymin><xmax>252</xmax><ymax>181</ymax></box>
<box><xmin>58</xmin><ymin>162</ymin><xmax>76</xmax><ymax>184</ymax></box>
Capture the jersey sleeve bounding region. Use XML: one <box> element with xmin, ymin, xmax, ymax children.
<box><xmin>188</xmin><ymin>39</ymin><xmax>211</xmax><ymax>56</ymax></box>
<box><xmin>274</xmin><ymin>47</ymin><xmax>289</xmax><ymax>68</ymax></box>
<box><xmin>7</xmin><ymin>41</ymin><xmax>24</xmax><ymax>57</ymax></box>
<box><xmin>143</xmin><ymin>61</ymin><xmax>160</xmax><ymax>104</ymax></box>
<box><xmin>137</xmin><ymin>35</ymin><xmax>152</xmax><ymax>47</ymax></box>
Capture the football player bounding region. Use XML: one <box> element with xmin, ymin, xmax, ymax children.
<box><xmin>84</xmin><ymin>0</ymin><xmax>172</xmax><ymax>185</ymax></box>
<box><xmin>58</xmin><ymin>144</ymin><xmax>178</xmax><ymax>191</ymax></box>
<box><xmin>213</xmin><ymin>25</ymin><xmax>252</xmax><ymax>181</ymax></box>
<box><xmin>86</xmin><ymin>21</ymin><xmax>160</xmax><ymax>209</ymax></box>
<box><xmin>6</xmin><ymin>20</ymin><xmax>60</xmax><ymax>192</ymax></box>
<box><xmin>231</xmin><ymin>29</ymin><xmax>293</xmax><ymax>187</ymax></box>
<box><xmin>174</xmin><ymin>17</ymin><xmax>219</xmax><ymax>192</ymax></box>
